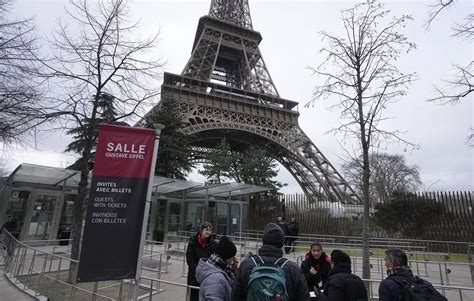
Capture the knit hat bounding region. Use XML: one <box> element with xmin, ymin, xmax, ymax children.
<box><xmin>216</xmin><ymin>236</ymin><xmax>237</xmax><ymax>260</ymax></box>
<box><xmin>330</xmin><ymin>249</ymin><xmax>351</xmax><ymax>266</ymax></box>
<box><xmin>262</xmin><ymin>223</ymin><xmax>285</xmax><ymax>248</ymax></box>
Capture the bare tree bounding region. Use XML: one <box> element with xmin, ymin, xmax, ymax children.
<box><xmin>0</xmin><ymin>0</ymin><xmax>47</xmax><ymax>143</ymax></box>
<box><xmin>306</xmin><ymin>0</ymin><xmax>417</xmax><ymax>279</ymax></box>
<box><xmin>426</xmin><ymin>1</ymin><xmax>473</xmax><ymax>145</ymax></box>
<box><xmin>39</xmin><ymin>0</ymin><xmax>163</xmax><ymax>282</ymax></box>
<box><xmin>343</xmin><ymin>153</ymin><xmax>422</xmax><ymax>203</ymax></box>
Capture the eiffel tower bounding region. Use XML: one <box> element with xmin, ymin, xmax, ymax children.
<box><xmin>155</xmin><ymin>0</ymin><xmax>360</xmax><ymax>203</ymax></box>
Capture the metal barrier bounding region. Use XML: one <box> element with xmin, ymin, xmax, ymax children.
<box><xmin>0</xmin><ymin>229</ymin><xmax>164</xmax><ymax>300</ymax></box>
<box><xmin>2</xmin><ymin>228</ymin><xmax>473</xmax><ymax>300</ymax></box>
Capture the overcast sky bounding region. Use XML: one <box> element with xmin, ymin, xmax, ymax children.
<box><xmin>2</xmin><ymin>0</ymin><xmax>472</xmax><ymax>193</ymax></box>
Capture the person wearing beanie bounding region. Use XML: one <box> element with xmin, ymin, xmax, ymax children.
<box><xmin>186</xmin><ymin>222</ymin><xmax>217</xmax><ymax>301</ymax></box>
<box><xmin>196</xmin><ymin>236</ymin><xmax>238</xmax><ymax>301</ymax></box>
<box><xmin>231</xmin><ymin>223</ymin><xmax>310</xmax><ymax>301</ymax></box>
<box><xmin>323</xmin><ymin>250</ymin><xmax>368</xmax><ymax>301</ymax></box>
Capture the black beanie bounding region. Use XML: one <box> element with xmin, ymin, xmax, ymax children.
<box><xmin>262</xmin><ymin>223</ymin><xmax>285</xmax><ymax>248</ymax></box>
<box><xmin>330</xmin><ymin>249</ymin><xmax>351</xmax><ymax>266</ymax></box>
<box><xmin>216</xmin><ymin>236</ymin><xmax>237</xmax><ymax>260</ymax></box>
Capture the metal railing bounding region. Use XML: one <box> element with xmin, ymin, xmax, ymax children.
<box><xmin>2</xmin><ymin>228</ymin><xmax>473</xmax><ymax>300</ymax></box>
<box><xmin>0</xmin><ymin>229</ymin><xmax>163</xmax><ymax>301</ymax></box>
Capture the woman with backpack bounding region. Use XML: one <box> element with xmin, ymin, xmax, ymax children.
<box><xmin>300</xmin><ymin>241</ymin><xmax>331</xmax><ymax>293</ymax></box>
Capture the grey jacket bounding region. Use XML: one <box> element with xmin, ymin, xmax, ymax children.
<box><xmin>196</xmin><ymin>258</ymin><xmax>233</xmax><ymax>301</ymax></box>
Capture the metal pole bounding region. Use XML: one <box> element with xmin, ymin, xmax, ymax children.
<box><xmin>132</xmin><ymin>124</ymin><xmax>164</xmax><ymax>301</ymax></box>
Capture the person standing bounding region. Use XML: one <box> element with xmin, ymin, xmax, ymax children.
<box><xmin>196</xmin><ymin>236</ymin><xmax>238</xmax><ymax>301</ymax></box>
<box><xmin>288</xmin><ymin>217</ymin><xmax>299</xmax><ymax>252</ymax></box>
<box><xmin>186</xmin><ymin>222</ymin><xmax>218</xmax><ymax>301</ymax></box>
<box><xmin>300</xmin><ymin>241</ymin><xmax>331</xmax><ymax>293</ymax></box>
<box><xmin>232</xmin><ymin>223</ymin><xmax>310</xmax><ymax>301</ymax></box>
<box><xmin>379</xmin><ymin>248</ymin><xmax>447</xmax><ymax>301</ymax></box>
<box><xmin>323</xmin><ymin>250</ymin><xmax>368</xmax><ymax>301</ymax></box>
<box><xmin>276</xmin><ymin>216</ymin><xmax>290</xmax><ymax>254</ymax></box>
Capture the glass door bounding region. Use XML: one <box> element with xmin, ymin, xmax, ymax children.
<box><xmin>167</xmin><ymin>202</ymin><xmax>181</xmax><ymax>236</ymax></box>
<box><xmin>27</xmin><ymin>195</ymin><xmax>57</xmax><ymax>240</ymax></box>
<box><xmin>216</xmin><ymin>203</ymin><xmax>228</xmax><ymax>235</ymax></box>
<box><xmin>229</xmin><ymin>204</ymin><xmax>241</xmax><ymax>236</ymax></box>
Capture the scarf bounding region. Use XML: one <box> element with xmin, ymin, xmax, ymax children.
<box><xmin>387</xmin><ymin>266</ymin><xmax>412</xmax><ymax>276</ymax></box>
<box><xmin>197</xmin><ymin>234</ymin><xmax>207</xmax><ymax>248</ymax></box>
<box><xmin>208</xmin><ymin>253</ymin><xmax>235</xmax><ymax>279</ymax></box>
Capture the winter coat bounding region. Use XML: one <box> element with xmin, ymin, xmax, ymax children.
<box><xmin>196</xmin><ymin>258</ymin><xmax>233</xmax><ymax>301</ymax></box>
<box><xmin>323</xmin><ymin>262</ymin><xmax>368</xmax><ymax>301</ymax></box>
<box><xmin>379</xmin><ymin>269</ymin><xmax>439</xmax><ymax>301</ymax></box>
<box><xmin>277</xmin><ymin>222</ymin><xmax>289</xmax><ymax>236</ymax></box>
<box><xmin>300</xmin><ymin>252</ymin><xmax>331</xmax><ymax>291</ymax></box>
<box><xmin>186</xmin><ymin>234</ymin><xmax>218</xmax><ymax>286</ymax></box>
<box><xmin>288</xmin><ymin>222</ymin><xmax>299</xmax><ymax>237</ymax></box>
<box><xmin>231</xmin><ymin>244</ymin><xmax>310</xmax><ymax>301</ymax></box>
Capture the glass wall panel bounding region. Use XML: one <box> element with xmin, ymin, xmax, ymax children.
<box><xmin>216</xmin><ymin>203</ymin><xmax>228</xmax><ymax>235</ymax></box>
<box><xmin>27</xmin><ymin>195</ymin><xmax>56</xmax><ymax>240</ymax></box>
<box><xmin>229</xmin><ymin>204</ymin><xmax>240</xmax><ymax>236</ymax></box>
<box><xmin>4</xmin><ymin>190</ymin><xmax>29</xmax><ymax>237</ymax></box>
<box><xmin>186</xmin><ymin>202</ymin><xmax>205</xmax><ymax>233</ymax></box>
<box><xmin>168</xmin><ymin>202</ymin><xmax>181</xmax><ymax>235</ymax></box>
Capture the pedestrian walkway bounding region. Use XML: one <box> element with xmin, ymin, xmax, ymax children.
<box><xmin>0</xmin><ymin>270</ymin><xmax>34</xmax><ymax>300</ymax></box>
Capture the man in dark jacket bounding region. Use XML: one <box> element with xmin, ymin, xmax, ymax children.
<box><xmin>186</xmin><ymin>221</ymin><xmax>218</xmax><ymax>301</ymax></box>
<box><xmin>323</xmin><ymin>250</ymin><xmax>367</xmax><ymax>301</ymax></box>
<box><xmin>231</xmin><ymin>223</ymin><xmax>310</xmax><ymax>301</ymax></box>
<box><xmin>288</xmin><ymin>217</ymin><xmax>299</xmax><ymax>253</ymax></box>
<box><xmin>379</xmin><ymin>248</ymin><xmax>446</xmax><ymax>301</ymax></box>
<box><xmin>277</xmin><ymin>216</ymin><xmax>290</xmax><ymax>254</ymax></box>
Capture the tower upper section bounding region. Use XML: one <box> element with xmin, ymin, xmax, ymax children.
<box><xmin>208</xmin><ymin>0</ymin><xmax>253</xmax><ymax>29</ymax></box>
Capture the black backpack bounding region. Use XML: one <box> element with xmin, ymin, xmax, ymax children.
<box><xmin>391</xmin><ymin>276</ymin><xmax>447</xmax><ymax>301</ymax></box>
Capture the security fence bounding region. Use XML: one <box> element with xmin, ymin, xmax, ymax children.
<box><xmin>249</xmin><ymin>191</ymin><xmax>473</xmax><ymax>250</ymax></box>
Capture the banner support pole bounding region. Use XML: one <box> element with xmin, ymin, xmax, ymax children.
<box><xmin>132</xmin><ymin>124</ymin><xmax>164</xmax><ymax>301</ymax></box>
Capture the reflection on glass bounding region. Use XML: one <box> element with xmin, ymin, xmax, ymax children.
<box><xmin>27</xmin><ymin>195</ymin><xmax>56</xmax><ymax>240</ymax></box>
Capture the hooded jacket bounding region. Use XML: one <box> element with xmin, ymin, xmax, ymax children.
<box><xmin>300</xmin><ymin>251</ymin><xmax>331</xmax><ymax>291</ymax></box>
<box><xmin>323</xmin><ymin>262</ymin><xmax>368</xmax><ymax>301</ymax></box>
<box><xmin>186</xmin><ymin>233</ymin><xmax>218</xmax><ymax>286</ymax></box>
<box><xmin>196</xmin><ymin>258</ymin><xmax>233</xmax><ymax>301</ymax></box>
<box><xmin>231</xmin><ymin>223</ymin><xmax>310</xmax><ymax>301</ymax></box>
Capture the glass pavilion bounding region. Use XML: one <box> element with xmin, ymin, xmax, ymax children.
<box><xmin>0</xmin><ymin>163</ymin><xmax>271</xmax><ymax>242</ymax></box>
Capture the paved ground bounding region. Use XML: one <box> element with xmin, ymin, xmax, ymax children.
<box><xmin>0</xmin><ymin>272</ymin><xmax>35</xmax><ymax>301</ymax></box>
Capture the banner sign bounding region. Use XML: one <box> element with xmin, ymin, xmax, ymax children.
<box><xmin>77</xmin><ymin>124</ymin><xmax>156</xmax><ymax>283</ymax></box>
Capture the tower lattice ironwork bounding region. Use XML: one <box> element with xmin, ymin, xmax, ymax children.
<box><xmin>154</xmin><ymin>0</ymin><xmax>360</xmax><ymax>203</ymax></box>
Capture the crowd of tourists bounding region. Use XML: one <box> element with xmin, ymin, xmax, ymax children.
<box><xmin>186</xmin><ymin>220</ymin><xmax>447</xmax><ymax>301</ymax></box>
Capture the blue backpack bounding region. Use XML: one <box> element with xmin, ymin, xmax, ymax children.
<box><xmin>247</xmin><ymin>255</ymin><xmax>290</xmax><ymax>301</ymax></box>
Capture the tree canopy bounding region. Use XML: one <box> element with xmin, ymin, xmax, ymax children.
<box><xmin>343</xmin><ymin>153</ymin><xmax>422</xmax><ymax>203</ymax></box>
<box><xmin>373</xmin><ymin>191</ymin><xmax>446</xmax><ymax>238</ymax></box>
<box><xmin>199</xmin><ymin>138</ymin><xmax>284</xmax><ymax>191</ymax></box>
<box><xmin>145</xmin><ymin>97</ymin><xmax>194</xmax><ymax>179</ymax></box>
<box><xmin>0</xmin><ymin>0</ymin><xmax>46</xmax><ymax>143</ymax></box>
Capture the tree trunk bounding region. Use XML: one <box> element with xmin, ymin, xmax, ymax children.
<box><xmin>68</xmin><ymin>150</ymin><xmax>91</xmax><ymax>283</ymax></box>
<box><xmin>356</xmin><ymin>61</ymin><xmax>371</xmax><ymax>282</ymax></box>
<box><xmin>361</xmin><ymin>144</ymin><xmax>371</xmax><ymax>281</ymax></box>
